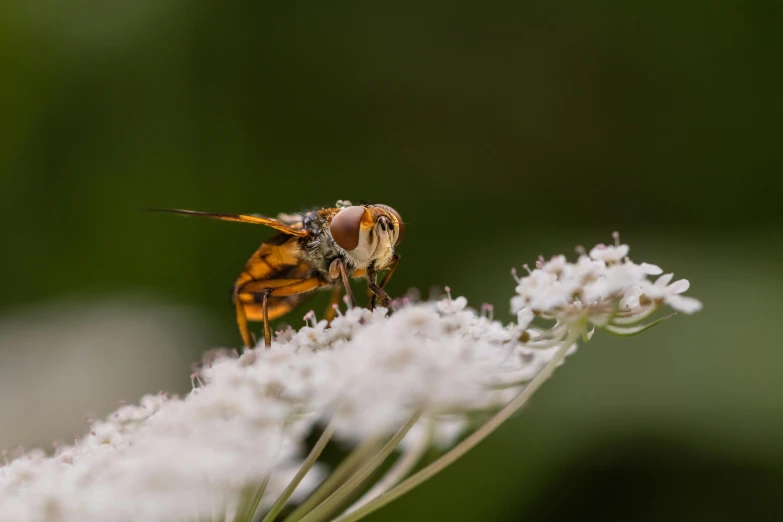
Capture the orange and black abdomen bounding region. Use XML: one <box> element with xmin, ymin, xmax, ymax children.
<box><xmin>241</xmin><ymin>233</ymin><xmax>305</xmax><ymax>282</ymax></box>
<box><xmin>234</xmin><ymin>233</ymin><xmax>324</xmax><ymax>321</ymax></box>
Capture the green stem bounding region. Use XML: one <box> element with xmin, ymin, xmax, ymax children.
<box><xmin>297</xmin><ymin>412</ymin><xmax>422</xmax><ymax>522</ymax></box>
<box><xmin>333</xmin><ymin>336</ymin><xmax>576</xmax><ymax>522</ymax></box>
<box><xmin>283</xmin><ymin>438</ymin><xmax>384</xmax><ymax>522</ymax></box>
<box><xmin>234</xmin><ymin>476</ymin><xmax>270</xmax><ymax>522</ymax></box>
<box><xmin>260</xmin><ymin>421</ymin><xmax>337</xmax><ymax>522</ymax></box>
<box><xmin>343</xmin><ymin>419</ymin><xmax>431</xmax><ymax>515</ymax></box>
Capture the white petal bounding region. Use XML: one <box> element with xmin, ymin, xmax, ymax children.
<box><xmin>654</xmin><ymin>273</ymin><xmax>674</xmax><ymax>287</ymax></box>
<box><xmin>588</xmin><ymin>243</ymin><xmax>607</xmax><ymax>259</ymax></box>
<box><xmin>640</xmin><ymin>262</ymin><xmax>663</xmax><ymax>275</ymax></box>
<box><xmin>510</xmin><ymin>295</ymin><xmax>526</xmax><ymax>314</ymax></box>
<box><xmin>619</xmin><ymin>292</ymin><xmax>641</xmax><ymax>310</ymax></box>
<box><xmin>517</xmin><ymin>307</ymin><xmax>534</xmax><ymax>330</ymax></box>
<box><xmin>666</xmin><ymin>294</ymin><xmax>703</xmax><ymax>314</ymax></box>
<box><xmin>667</xmin><ymin>279</ymin><xmax>690</xmax><ymax>295</ymax></box>
<box><xmin>543</xmin><ymin>255</ymin><xmax>568</xmax><ymax>273</ymax></box>
<box><xmin>588</xmin><ymin>244</ymin><xmax>629</xmax><ymax>262</ymax></box>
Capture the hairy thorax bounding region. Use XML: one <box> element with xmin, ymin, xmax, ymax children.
<box><xmin>298</xmin><ymin>216</ymin><xmax>395</xmax><ymax>282</ymax></box>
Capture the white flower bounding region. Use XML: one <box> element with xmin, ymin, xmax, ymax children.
<box><xmin>516</xmin><ymin>307</ymin><xmax>535</xmax><ymax>331</ymax></box>
<box><xmin>642</xmin><ymin>274</ymin><xmax>703</xmax><ymax>314</ymax></box>
<box><xmin>640</xmin><ymin>262</ymin><xmax>663</xmax><ymax>275</ymax></box>
<box><xmin>511</xmin><ymin>242</ymin><xmax>702</xmax><ymax>330</ymax></box>
<box><xmin>542</xmin><ymin>254</ymin><xmax>568</xmax><ymax>274</ymax></box>
<box><xmin>588</xmin><ymin>243</ymin><xmax>629</xmax><ymax>263</ymax></box>
<box><xmin>0</xmin><ymin>237</ymin><xmax>702</xmax><ymax>522</ymax></box>
<box><xmin>619</xmin><ymin>285</ymin><xmax>644</xmax><ymax>310</ymax></box>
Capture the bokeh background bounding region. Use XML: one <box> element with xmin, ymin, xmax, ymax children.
<box><xmin>2</xmin><ymin>1</ymin><xmax>782</xmax><ymax>520</ymax></box>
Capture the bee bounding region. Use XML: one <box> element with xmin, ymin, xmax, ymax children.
<box><xmin>152</xmin><ymin>201</ymin><xmax>403</xmax><ymax>348</ymax></box>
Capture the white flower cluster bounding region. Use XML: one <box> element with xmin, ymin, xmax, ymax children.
<box><xmin>0</xmin><ymin>239</ymin><xmax>701</xmax><ymax>522</ymax></box>
<box><xmin>511</xmin><ymin>239</ymin><xmax>702</xmax><ymax>337</ymax></box>
<box><xmin>0</xmin><ymin>391</ymin><xmax>319</xmax><ymax>522</ymax></box>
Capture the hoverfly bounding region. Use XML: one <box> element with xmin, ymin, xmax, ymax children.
<box><xmin>152</xmin><ymin>201</ymin><xmax>403</xmax><ymax>348</ymax></box>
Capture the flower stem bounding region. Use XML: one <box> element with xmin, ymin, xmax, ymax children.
<box><xmin>234</xmin><ymin>476</ymin><xmax>270</xmax><ymax>522</ymax></box>
<box><xmin>297</xmin><ymin>412</ymin><xmax>422</xmax><ymax>522</ymax></box>
<box><xmin>332</xmin><ymin>337</ymin><xmax>576</xmax><ymax>522</ymax></box>
<box><xmin>342</xmin><ymin>420</ymin><xmax>431</xmax><ymax>515</ymax></box>
<box><xmin>283</xmin><ymin>438</ymin><xmax>384</xmax><ymax>522</ymax></box>
<box><xmin>260</xmin><ymin>421</ymin><xmax>336</xmax><ymax>522</ymax></box>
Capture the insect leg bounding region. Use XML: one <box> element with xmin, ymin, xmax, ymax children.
<box><xmin>369</xmin><ymin>254</ymin><xmax>400</xmax><ymax>309</ymax></box>
<box><xmin>239</xmin><ymin>278</ymin><xmax>311</xmax><ymax>291</ymax></box>
<box><xmin>323</xmin><ymin>286</ymin><xmax>343</xmax><ymax>322</ymax></box>
<box><xmin>331</xmin><ymin>259</ymin><xmax>356</xmax><ymax>308</ymax></box>
<box><xmin>365</xmin><ymin>273</ymin><xmax>376</xmax><ymax>309</ymax></box>
<box><xmin>268</xmin><ymin>278</ymin><xmax>324</xmax><ymax>297</ymax></box>
<box><xmin>262</xmin><ymin>292</ymin><xmax>271</xmax><ymax>348</ymax></box>
<box><xmin>235</xmin><ymin>295</ymin><xmax>255</xmax><ymax>349</ymax></box>
<box><xmin>367</xmin><ymin>278</ymin><xmax>390</xmax><ymax>308</ymax></box>
<box><xmin>366</xmin><ymin>270</ymin><xmax>379</xmax><ymax>310</ymax></box>
<box><xmin>378</xmin><ymin>255</ymin><xmax>401</xmax><ymax>290</ymax></box>
<box><xmin>236</xmin><ymin>277</ymin><xmax>324</xmax><ymax>348</ymax></box>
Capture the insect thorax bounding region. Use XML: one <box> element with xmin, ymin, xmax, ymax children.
<box><xmin>297</xmin><ymin>210</ymin><xmax>345</xmax><ymax>282</ymax></box>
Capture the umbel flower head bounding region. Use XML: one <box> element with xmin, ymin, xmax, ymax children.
<box><xmin>0</xmin><ymin>237</ymin><xmax>701</xmax><ymax>522</ymax></box>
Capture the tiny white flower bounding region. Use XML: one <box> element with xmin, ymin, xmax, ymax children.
<box><xmin>642</xmin><ymin>274</ymin><xmax>703</xmax><ymax>314</ymax></box>
<box><xmin>640</xmin><ymin>262</ymin><xmax>663</xmax><ymax>275</ymax></box>
<box><xmin>542</xmin><ymin>254</ymin><xmax>568</xmax><ymax>274</ymax></box>
<box><xmin>516</xmin><ymin>307</ymin><xmax>535</xmax><ymax>331</ymax></box>
<box><xmin>619</xmin><ymin>285</ymin><xmax>644</xmax><ymax>310</ymax></box>
<box><xmin>588</xmin><ymin>243</ymin><xmax>629</xmax><ymax>263</ymax></box>
<box><xmin>436</xmin><ymin>295</ymin><xmax>468</xmax><ymax>314</ymax></box>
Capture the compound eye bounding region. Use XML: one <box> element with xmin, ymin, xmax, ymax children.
<box><xmin>330</xmin><ymin>205</ymin><xmax>366</xmax><ymax>250</ymax></box>
<box><xmin>376</xmin><ymin>205</ymin><xmax>404</xmax><ymax>246</ymax></box>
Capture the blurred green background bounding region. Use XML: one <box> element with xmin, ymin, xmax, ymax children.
<box><xmin>1</xmin><ymin>1</ymin><xmax>782</xmax><ymax>520</ymax></box>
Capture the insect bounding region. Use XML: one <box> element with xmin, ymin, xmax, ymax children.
<box><xmin>152</xmin><ymin>201</ymin><xmax>403</xmax><ymax>348</ymax></box>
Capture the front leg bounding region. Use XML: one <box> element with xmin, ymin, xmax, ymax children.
<box><xmin>366</xmin><ymin>269</ymin><xmax>390</xmax><ymax>309</ymax></box>
<box><xmin>377</xmin><ymin>254</ymin><xmax>400</xmax><ymax>291</ymax></box>
<box><xmin>366</xmin><ymin>266</ymin><xmax>391</xmax><ymax>310</ymax></box>
<box><xmin>369</xmin><ymin>255</ymin><xmax>400</xmax><ymax>310</ymax></box>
